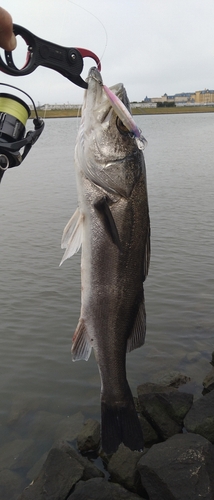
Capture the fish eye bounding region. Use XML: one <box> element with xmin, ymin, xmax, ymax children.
<box><xmin>116</xmin><ymin>117</ymin><xmax>130</xmax><ymax>136</ymax></box>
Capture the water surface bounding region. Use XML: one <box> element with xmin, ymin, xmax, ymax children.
<box><xmin>0</xmin><ymin>113</ymin><xmax>213</xmax><ymax>493</ymax></box>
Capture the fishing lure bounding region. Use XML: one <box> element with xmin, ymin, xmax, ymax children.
<box><xmin>103</xmin><ymin>84</ymin><xmax>147</xmax><ymax>150</ymax></box>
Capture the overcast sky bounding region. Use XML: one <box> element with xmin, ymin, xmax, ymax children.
<box><xmin>0</xmin><ymin>0</ymin><xmax>214</xmax><ymax>105</ymax></box>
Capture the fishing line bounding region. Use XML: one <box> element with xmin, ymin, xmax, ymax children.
<box><xmin>65</xmin><ymin>0</ymin><xmax>108</xmax><ymax>133</ymax></box>
<box><xmin>39</xmin><ymin>1</ymin><xmax>108</xmax><ymax>133</ymax></box>
<box><xmin>66</xmin><ymin>0</ymin><xmax>108</xmax><ymax>64</ymax></box>
<box><xmin>42</xmin><ymin>103</ymin><xmax>48</xmax><ymax>121</ymax></box>
<box><xmin>73</xmin><ymin>103</ymin><xmax>83</xmax><ymax>137</ymax></box>
<box><xmin>76</xmin><ymin>104</ymin><xmax>82</xmax><ymax>119</ymax></box>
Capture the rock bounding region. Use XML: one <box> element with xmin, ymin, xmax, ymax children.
<box><xmin>210</xmin><ymin>351</ymin><xmax>214</xmax><ymax>367</ymax></box>
<box><xmin>17</xmin><ymin>447</ymin><xmax>84</xmax><ymax>500</ymax></box>
<box><xmin>58</xmin><ymin>440</ymin><xmax>104</xmax><ymax>480</ymax></box>
<box><xmin>27</xmin><ymin>410</ymin><xmax>63</xmax><ymax>443</ymax></box>
<box><xmin>136</xmin><ymin>384</ymin><xmax>177</xmax><ymax>443</ymax></box>
<box><xmin>137</xmin><ymin>433</ymin><xmax>214</xmax><ymax>500</ymax></box>
<box><xmin>68</xmin><ymin>477</ymin><xmax>145</xmax><ymax>499</ymax></box>
<box><xmin>0</xmin><ymin>423</ymin><xmax>20</xmax><ymax>447</ymax></box>
<box><xmin>161</xmin><ymin>391</ymin><xmax>193</xmax><ymax>425</ymax></box>
<box><xmin>139</xmin><ymin>414</ymin><xmax>159</xmax><ymax>445</ymax></box>
<box><xmin>137</xmin><ymin>382</ymin><xmax>177</xmax><ymax>395</ymax></box>
<box><xmin>184</xmin><ymin>351</ymin><xmax>201</xmax><ymax>364</ymax></box>
<box><xmin>139</xmin><ymin>392</ymin><xmax>181</xmax><ymax>439</ymax></box>
<box><xmin>202</xmin><ymin>367</ymin><xmax>214</xmax><ymax>394</ymax></box>
<box><xmin>184</xmin><ymin>391</ymin><xmax>214</xmax><ymax>442</ymax></box>
<box><xmin>107</xmin><ymin>443</ymin><xmax>144</xmax><ymax>494</ymax></box>
<box><xmin>138</xmin><ymin>387</ymin><xmax>193</xmax><ymax>441</ymax></box>
<box><xmin>0</xmin><ymin>469</ymin><xmax>25</xmax><ymax>500</ymax></box>
<box><xmin>54</xmin><ymin>412</ymin><xmax>84</xmax><ymax>442</ymax></box>
<box><xmin>7</xmin><ymin>396</ymin><xmax>43</xmax><ymax>426</ymax></box>
<box><xmin>0</xmin><ymin>439</ymin><xmax>34</xmax><ymax>472</ymax></box>
<box><xmin>26</xmin><ymin>452</ymin><xmax>49</xmax><ymax>482</ymax></box>
<box><xmin>151</xmin><ymin>371</ymin><xmax>191</xmax><ymax>388</ymax></box>
<box><xmin>77</xmin><ymin>419</ymin><xmax>100</xmax><ymax>452</ymax></box>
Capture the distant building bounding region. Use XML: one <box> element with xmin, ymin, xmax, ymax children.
<box><xmin>130</xmin><ymin>102</ymin><xmax>156</xmax><ymax>109</ymax></box>
<box><xmin>149</xmin><ymin>92</ymin><xmax>195</xmax><ymax>104</ymax></box>
<box><xmin>143</xmin><ymin>96</ymin><xmax>151</xmax><ymax>102</ymax></box>
<box><xmin>150</xmin><ymin>89</ymin><xmax>214</xmax><ymax>105</ymax></box>
<box><xmin>174</xmin><ymin>92</ymin><xmax>195</xmax><ymax>103</ymax></box>
<box><xmin>194</xmin><ymin>89</ymin><xmax>214</xmax><ymax>104</ymax></box>
<box><xmin>150</xmin><ymin>93</ymin><xmax>174</xmax><ymax>103</ymax></box>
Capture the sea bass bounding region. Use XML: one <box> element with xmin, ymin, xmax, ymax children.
<box><xmin>60</xmin><ymin>67</ymin><xmax>150</xmax><ymax>454</ymax></box>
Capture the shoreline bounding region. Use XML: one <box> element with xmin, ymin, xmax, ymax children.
<box><xmin>31</xmin><ymin>105</ymin><xmax>214</xmax><ymax>119</ymax></box>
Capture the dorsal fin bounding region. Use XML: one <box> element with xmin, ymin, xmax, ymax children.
<box><xmin>94</xmin><ymin>197</ymin><xmax>122</xmax><ymax>251</ymax></box>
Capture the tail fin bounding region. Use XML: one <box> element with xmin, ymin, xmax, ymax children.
<box><xmin>101</xmin><ymin>399</ymin><xmax>143</xmax><ymax>455</ymax></box>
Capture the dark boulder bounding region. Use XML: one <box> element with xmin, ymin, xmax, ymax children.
<box><xmin>137</xmin><ymin>382</ymin><xmax>177</xmax><ymax>395</ymax></box>
<box><xmin>68</xmin><ymin>477</ymin><xmax>145</xmax><ymax>499</ymax></box>
<box><xmin>138</xmin><ymin>385</ymin><xmax>193</xmax><ymax>440</ymax></box>
<box><xmin>58</xmin><ymin>440</ymin><xmax>104</xmax><ymax>480</ymax></box>
<box><xmin>107</xmin><ymin>443</ymin><xmax>144</xmax><ymax>494</ymax></box>
<box><xmin>139</xmin><ymin>414</ymin><xmax>159</xmax><ymax>445</ymax></box>
<box><xmin>138</xmin><ymin>433</ymin><xmax>214</xmax><ymax>500</ymax></box>
<box><xmin>202</xmin><ymin>367</ymin><xmax>214</xmax><ymax>394</ymax></box>
<box><xmin>77</xmin><ymin>419</ymin><xmax>100</xmax><ymax>452</ymax></box>
<box><xmin>184</xmin><ymin>390</ymin><xmax>214</xmax><ymax>442</ymax></box>
<box><xmin>17</xmin><ymin>447</ymin><xmax>84</xmax><ymax>500</ymax></box>
<box><xmin>150</xmin><ymin>371</ymin><xmax>191</xmax><ymax>388</ymax></box>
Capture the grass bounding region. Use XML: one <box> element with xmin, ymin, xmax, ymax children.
<box><xmin>30</xmin><ymin>105</ymin><xmax>214</xmax><ymax>119</ymax></box>
<box><xmin>31</xmin><ymin>108</ymin><xmax>81</xmax><ymax>119</ymax></box>
<box><xmin>131</xmin><ymin>106</ymin><xmax>214</xmax><ymax>115</ymax></box>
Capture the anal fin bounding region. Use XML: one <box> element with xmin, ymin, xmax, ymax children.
<box><xmin>72</xmin><ymin>318</ymin><xmax>92</xmax><ymax>361</ymax></box>
<box><xmin>126</xmin><ymin>298</ymin><xmax>146</xmax><ymax>353</ymax></box>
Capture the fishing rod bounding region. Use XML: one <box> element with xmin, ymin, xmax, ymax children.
<box><xmin>0</xmin><ymin>24</ymin><xmax>101</xmax><ymax>182</ymax></box>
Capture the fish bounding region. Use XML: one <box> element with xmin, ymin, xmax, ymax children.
<box><xmin>60</xmin><ymin>67</ymin><xmax>150</xmax><ymax>454</ymax></box>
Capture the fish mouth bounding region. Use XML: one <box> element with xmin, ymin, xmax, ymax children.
<box><xmin>84</xmin><ymin>67</ymin><xmax>127</xmax><ymax>125</ymax></box>
<box><xmin>86</xmin><ymin>66</ymin><xmax>103</xmax><ymax>86</ymax></box>
<box><xmin>86</xmin><ymin>67</ymin><xmax>126</xmax><ymax>104</ymax></box>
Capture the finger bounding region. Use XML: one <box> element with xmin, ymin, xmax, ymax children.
<box><xmin>0</xmin><ymin>7</ymin><xmax>16</xmax><ymax>50</ymax></box>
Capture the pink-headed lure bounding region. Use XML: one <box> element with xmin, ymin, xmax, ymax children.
<box><xmin>103</xmin><ymin>84</ymin><xmax>147</xmax><ymax>150</ymax></box>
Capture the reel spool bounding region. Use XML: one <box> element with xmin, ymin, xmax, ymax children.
<box><xmin>0</xmin><ymin>84</ymin><xmax>44</xmax><ymax>179</ymax></box>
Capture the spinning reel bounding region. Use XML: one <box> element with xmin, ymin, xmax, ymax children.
<box><xmin>0</xmin><ymin>84</ymin><xmax>44</xmax><ymax>179</ymax></box>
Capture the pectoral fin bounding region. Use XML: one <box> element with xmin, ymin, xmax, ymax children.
<box><xmin>94</xmin><ymin>197</ymin><xmax>122</xmax><ymax>251</ymax></box>
<box><xmin>60</xmin><ymin>208</ymin><xmax>83</xmax><ymax>266</ymax></box>
<box><xmin>72</xmin><ymin>318</ymin><xmax>92</xmax><ymax>361</ymax></box>
<box><xmin>126</xmin><ymin>299</ymin><xmax>146</xmax><ymax>353</ymax></box>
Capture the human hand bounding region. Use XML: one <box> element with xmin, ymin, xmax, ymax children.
<box><xmin>0</xmin><ymin>7</ymin><xmax>16</xmax><ymax>50</ymax></box>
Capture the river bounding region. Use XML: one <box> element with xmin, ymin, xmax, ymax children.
<box><xmin>0</xmin><ymin>112</ymin><xmax>213</xmax><ymax>495</ymax></box>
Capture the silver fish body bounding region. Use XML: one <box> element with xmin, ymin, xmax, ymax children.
<box><xmin>61</xmin><ymin>68</ymin><xmax>150</xmax><ymax>454</ymax></box>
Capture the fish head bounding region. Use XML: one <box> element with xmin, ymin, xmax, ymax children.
<box><xmin>75</xmin><ymin>67</ymin><xmax>145</xmax><ymax>198</ymax></box>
